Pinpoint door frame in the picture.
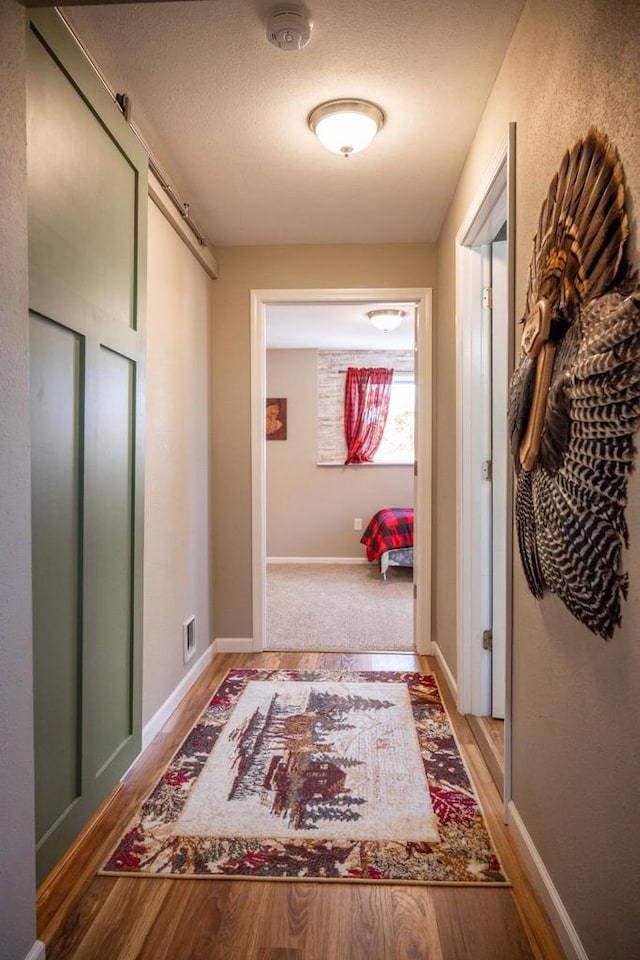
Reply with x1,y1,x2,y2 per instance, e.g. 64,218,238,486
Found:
250,287,432,654
455,125,515,799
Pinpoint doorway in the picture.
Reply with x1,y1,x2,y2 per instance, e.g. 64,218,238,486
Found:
250,288,432,655
455,126,515,802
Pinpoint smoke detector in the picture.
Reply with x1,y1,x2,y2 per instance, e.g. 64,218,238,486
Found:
267,9,312,51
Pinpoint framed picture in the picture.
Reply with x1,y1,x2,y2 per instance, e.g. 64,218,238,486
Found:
266,397,287,440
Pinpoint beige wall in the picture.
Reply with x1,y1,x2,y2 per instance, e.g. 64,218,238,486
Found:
211,243,435,638
142,201,213,725
266,349,413,558
435,1,640,956
0,2,39,956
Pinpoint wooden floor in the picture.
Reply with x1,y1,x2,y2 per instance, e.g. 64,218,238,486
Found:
466,715,505,798
37,652,567,960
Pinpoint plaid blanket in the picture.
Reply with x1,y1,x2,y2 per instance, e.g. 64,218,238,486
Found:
360,507,414,562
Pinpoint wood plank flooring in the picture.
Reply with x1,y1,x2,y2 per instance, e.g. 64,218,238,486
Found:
466,715,505,798
37,652,567,960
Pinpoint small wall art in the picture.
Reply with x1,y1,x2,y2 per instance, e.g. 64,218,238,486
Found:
266,397,287,440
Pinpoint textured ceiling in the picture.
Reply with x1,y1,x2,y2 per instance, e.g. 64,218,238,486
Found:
266,301,416,350
63,0,524,247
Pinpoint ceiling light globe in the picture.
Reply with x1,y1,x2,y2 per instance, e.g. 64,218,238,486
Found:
315,111,377,157
309,100,384,157
367,309,405,332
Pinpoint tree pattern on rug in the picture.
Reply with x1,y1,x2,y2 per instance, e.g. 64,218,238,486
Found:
102,670,509,885
227,689,385,829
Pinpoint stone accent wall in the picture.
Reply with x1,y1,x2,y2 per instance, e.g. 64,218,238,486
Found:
318,350,414,463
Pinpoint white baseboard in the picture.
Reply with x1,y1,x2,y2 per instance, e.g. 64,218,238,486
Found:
213,637,254,652
267,557,369,565
507,801,588,960
415,639,437,656
142,643,215,750
432,640,458,702
24,941,46,960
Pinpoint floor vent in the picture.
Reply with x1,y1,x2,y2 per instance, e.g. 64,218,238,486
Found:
183,615,196,664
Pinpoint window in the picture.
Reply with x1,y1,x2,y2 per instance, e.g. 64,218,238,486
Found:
317,351,415,464
374,376,415,463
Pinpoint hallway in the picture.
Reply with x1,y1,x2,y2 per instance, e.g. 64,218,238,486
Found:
36,652,566,960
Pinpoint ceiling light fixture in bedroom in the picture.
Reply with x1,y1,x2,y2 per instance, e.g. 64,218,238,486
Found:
308,99,385,157
367,309,406,332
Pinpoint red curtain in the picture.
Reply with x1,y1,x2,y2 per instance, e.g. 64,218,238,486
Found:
344,367,394,464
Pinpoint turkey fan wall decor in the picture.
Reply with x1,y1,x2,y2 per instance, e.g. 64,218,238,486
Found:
508,128,640,638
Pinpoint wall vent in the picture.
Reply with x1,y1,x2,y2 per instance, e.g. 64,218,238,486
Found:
183,615,196,664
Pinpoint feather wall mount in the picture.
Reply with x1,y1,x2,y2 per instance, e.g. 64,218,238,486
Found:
508,128,640,638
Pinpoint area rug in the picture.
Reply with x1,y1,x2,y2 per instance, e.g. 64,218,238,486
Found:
101,670,508,885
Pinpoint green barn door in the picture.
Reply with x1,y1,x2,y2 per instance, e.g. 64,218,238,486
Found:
27,10,147,884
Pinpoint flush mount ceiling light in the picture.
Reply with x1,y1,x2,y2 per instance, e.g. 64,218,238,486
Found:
308,99,385,157
367,309,406,332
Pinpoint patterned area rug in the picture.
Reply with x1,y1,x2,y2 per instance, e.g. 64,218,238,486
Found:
102,670,508,885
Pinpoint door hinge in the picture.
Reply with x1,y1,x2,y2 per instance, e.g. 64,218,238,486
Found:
482,629,493,650
482,459,492,481
413,583,417,601
414,460,418,478
482,286,493,310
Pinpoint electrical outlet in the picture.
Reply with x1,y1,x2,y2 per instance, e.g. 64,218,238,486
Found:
354,518,363,531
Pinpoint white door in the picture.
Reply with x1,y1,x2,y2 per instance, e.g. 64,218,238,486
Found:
491,238,508,719
477,235,508,720
455,124,514,803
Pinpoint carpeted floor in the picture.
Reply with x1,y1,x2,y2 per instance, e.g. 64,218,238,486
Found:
265,563,413,652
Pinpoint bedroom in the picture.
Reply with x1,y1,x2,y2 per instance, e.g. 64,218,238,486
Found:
264,297,419,652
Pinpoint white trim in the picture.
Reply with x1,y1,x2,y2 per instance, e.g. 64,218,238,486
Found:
455,126,515,813
432,641,458,702
214,638,254,653
24,941,46,960
251,290,268,654
267,556,369,565
456,237,483,715
503,123,516,808
507,801,589,960
414,289,433,656
490,238,508,720
251,287,433,657
456,131,509,716
316,461,413,467
148,171,218,279
141,643,214,750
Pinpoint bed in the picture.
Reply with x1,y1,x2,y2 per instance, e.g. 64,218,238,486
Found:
360,507,414,580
